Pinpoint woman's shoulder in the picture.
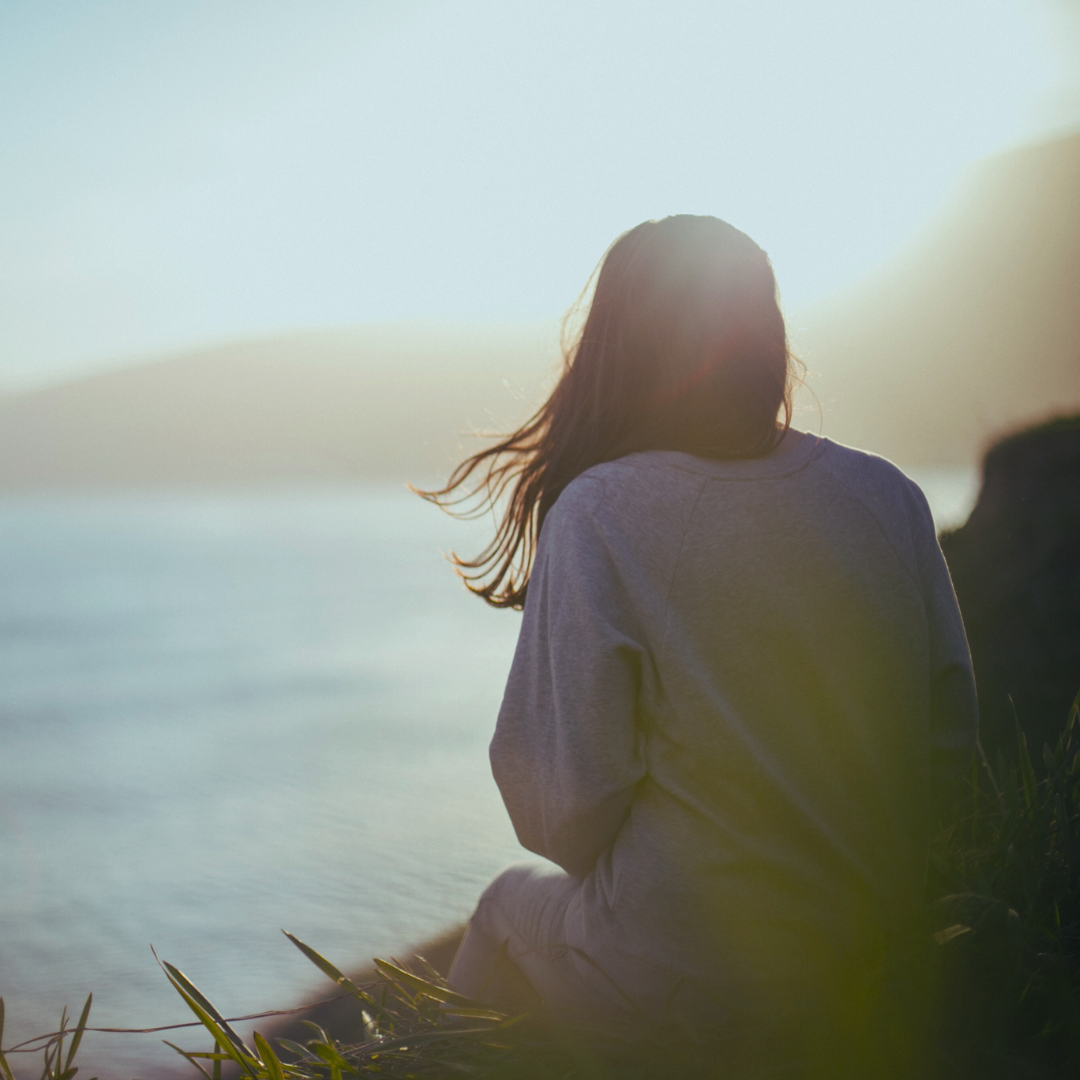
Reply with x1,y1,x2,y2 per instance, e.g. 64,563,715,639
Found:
811,439,942,590
812,438,932,522
556,454,705,519
544,456,706,559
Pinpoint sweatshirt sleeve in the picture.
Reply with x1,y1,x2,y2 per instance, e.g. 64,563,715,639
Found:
489,480,648,878
912,489,980,811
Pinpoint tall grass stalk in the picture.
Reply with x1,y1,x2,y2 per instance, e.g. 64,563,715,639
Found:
925,694,1080,1076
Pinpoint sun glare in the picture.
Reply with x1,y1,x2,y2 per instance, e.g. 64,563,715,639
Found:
0,0,1071,382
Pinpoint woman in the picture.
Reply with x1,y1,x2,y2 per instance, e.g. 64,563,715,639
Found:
423,216,977,1060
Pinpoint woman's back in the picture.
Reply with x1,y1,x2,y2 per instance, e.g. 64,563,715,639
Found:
490,434,977,1017
435,218,977,1059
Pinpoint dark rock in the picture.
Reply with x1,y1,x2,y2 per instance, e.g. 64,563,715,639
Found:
940,415,1080,766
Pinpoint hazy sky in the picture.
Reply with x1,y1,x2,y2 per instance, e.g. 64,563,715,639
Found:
1,0,1078,386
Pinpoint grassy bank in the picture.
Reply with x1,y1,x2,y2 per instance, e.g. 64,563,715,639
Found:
5,699,1079,1080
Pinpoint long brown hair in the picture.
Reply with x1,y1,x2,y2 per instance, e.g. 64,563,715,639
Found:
420,215,799,609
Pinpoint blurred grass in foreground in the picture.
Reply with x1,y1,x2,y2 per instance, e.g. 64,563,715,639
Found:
5,696,1079,1080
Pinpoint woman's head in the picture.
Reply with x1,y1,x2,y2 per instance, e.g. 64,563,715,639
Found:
421,215,799,608
562,214,791,462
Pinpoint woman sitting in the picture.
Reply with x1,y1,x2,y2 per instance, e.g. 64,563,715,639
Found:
425,215,978,1069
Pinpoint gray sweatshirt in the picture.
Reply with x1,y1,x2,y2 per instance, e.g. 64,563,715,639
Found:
489,434,978,1012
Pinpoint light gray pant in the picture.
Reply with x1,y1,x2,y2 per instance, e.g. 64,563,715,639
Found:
447,863,915,1074
447,862,635,1029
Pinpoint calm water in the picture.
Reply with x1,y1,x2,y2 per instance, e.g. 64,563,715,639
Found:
0,468,978,1077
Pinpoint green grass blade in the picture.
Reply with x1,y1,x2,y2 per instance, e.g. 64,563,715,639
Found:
163,1041,214,1080
299,1020,332,1044
282,932,368,999
161,962,253,1063
275,1039,311,1061
373,959,506,1016
0,998,14,1080
40,1035,58,1080
166,983,243,1072
1002,756,1021,828
1044,741,1060,784
310,1041,358,1075
63,994,92,1074
160,968,256,1077
254,1031,286,1080
1016,714,1037,808
435,1004,511,1020
53,1005,68,1080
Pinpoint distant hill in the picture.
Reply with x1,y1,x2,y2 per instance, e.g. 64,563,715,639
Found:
0,324,557,489
793,130,1080,463
1,131,1079,489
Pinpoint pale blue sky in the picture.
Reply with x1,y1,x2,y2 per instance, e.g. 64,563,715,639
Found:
1,0,1077,386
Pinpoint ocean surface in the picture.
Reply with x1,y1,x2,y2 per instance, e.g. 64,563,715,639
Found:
0,467,978,1078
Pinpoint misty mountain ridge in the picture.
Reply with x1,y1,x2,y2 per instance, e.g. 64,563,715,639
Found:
2,130,1079,488
0,323,558,489
791,128,1080,464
